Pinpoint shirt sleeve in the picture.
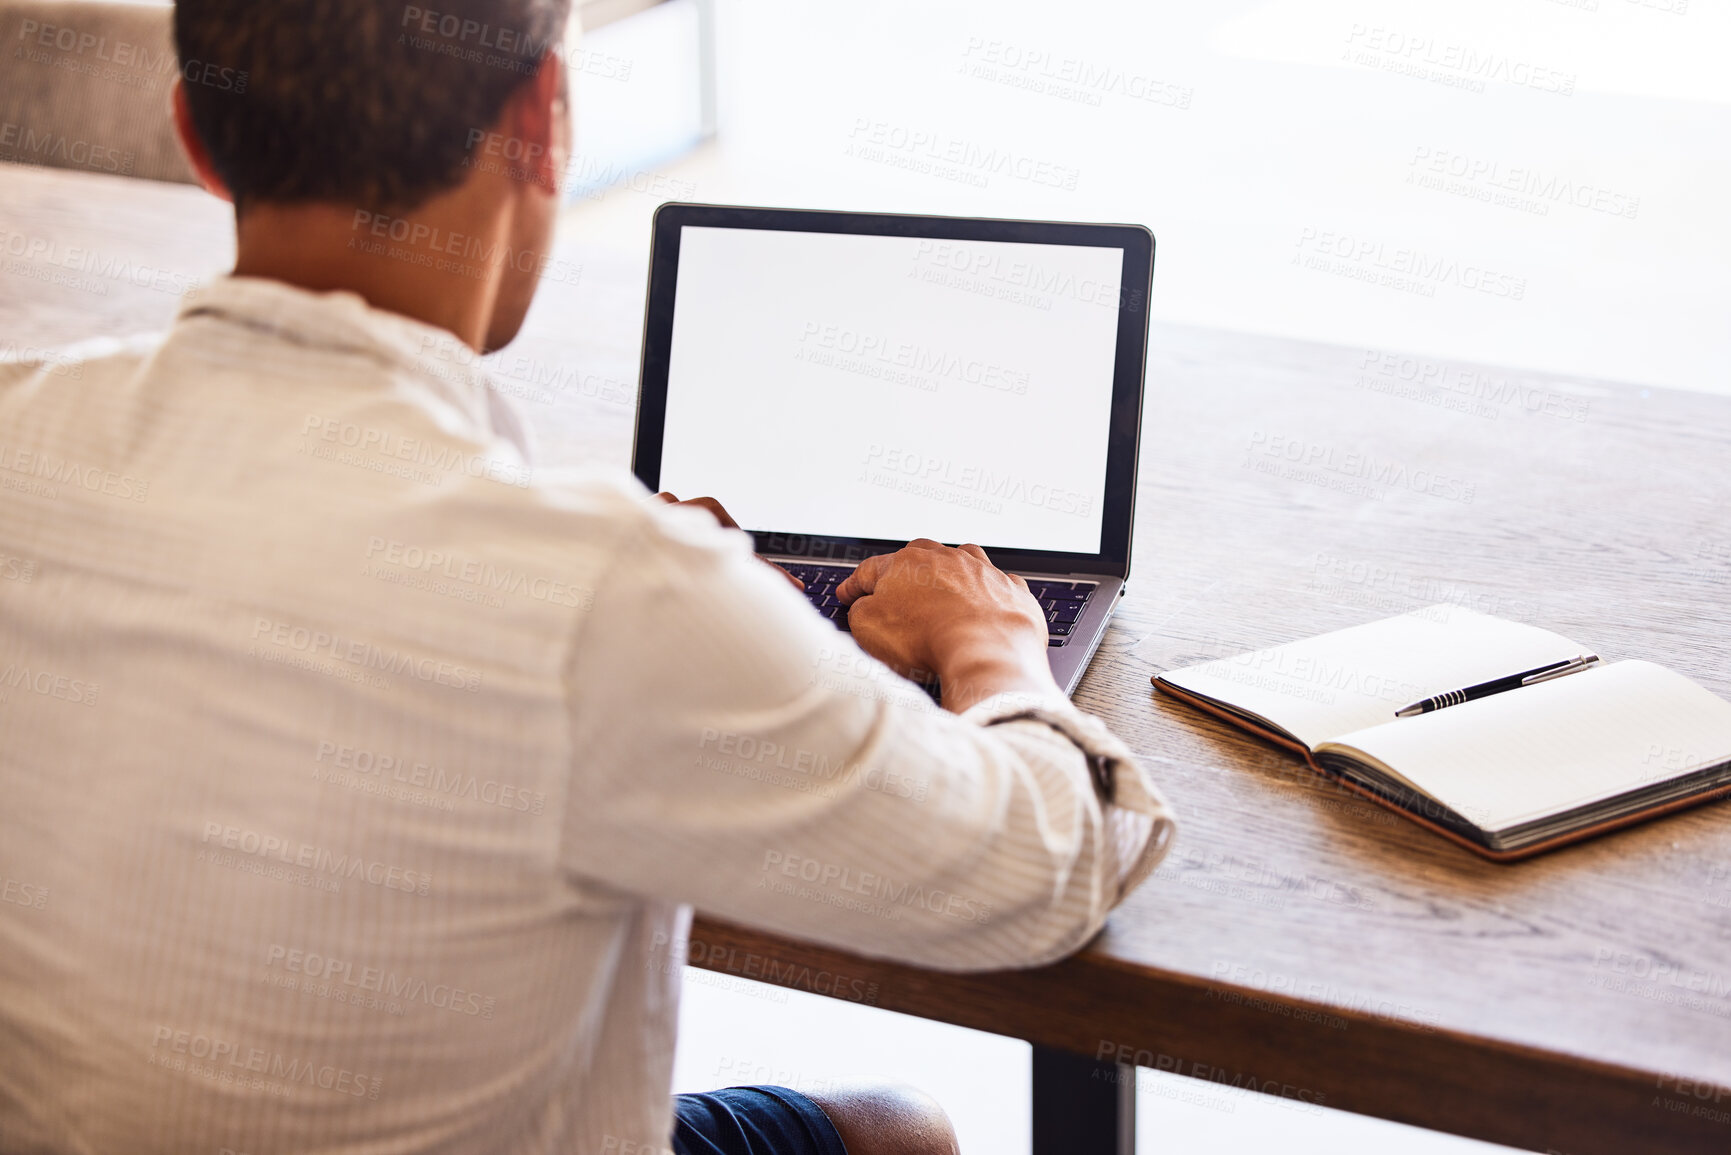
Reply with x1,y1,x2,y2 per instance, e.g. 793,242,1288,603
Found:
558,499,1177,972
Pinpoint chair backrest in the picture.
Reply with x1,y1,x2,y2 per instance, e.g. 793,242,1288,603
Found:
0,1,196,184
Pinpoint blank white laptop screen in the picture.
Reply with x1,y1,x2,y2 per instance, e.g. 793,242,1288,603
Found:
658,226,1124,555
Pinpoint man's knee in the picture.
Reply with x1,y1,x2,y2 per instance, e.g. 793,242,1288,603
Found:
803,1081,958,1155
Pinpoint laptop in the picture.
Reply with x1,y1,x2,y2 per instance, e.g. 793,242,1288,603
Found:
631,204,1155,697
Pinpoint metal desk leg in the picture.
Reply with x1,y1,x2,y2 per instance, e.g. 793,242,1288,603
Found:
1031,1044,1135,1155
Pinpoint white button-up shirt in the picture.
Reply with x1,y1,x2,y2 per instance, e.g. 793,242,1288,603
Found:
0,277,1174,1155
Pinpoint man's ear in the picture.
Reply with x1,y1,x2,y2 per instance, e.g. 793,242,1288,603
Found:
171,81,234,203
498,51,569,198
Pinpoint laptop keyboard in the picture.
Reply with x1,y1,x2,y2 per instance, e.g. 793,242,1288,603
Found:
777,563,1096,648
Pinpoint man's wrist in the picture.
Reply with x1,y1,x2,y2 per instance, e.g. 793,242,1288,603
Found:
936,644,1058,713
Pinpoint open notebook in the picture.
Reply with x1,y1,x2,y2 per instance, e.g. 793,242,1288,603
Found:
1153,607,1731,860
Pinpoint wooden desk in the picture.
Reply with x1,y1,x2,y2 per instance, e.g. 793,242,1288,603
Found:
6,162,1731,1155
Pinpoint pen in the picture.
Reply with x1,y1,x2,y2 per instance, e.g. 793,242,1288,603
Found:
1394,654,1600,718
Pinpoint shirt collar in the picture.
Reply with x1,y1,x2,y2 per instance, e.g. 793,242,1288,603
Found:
178,275,533,459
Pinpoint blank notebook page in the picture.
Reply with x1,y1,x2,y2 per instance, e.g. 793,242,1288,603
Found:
1328,660,1731,833
1160,606,1583,749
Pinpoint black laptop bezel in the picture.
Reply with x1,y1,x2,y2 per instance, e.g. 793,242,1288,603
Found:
631,202,1153,579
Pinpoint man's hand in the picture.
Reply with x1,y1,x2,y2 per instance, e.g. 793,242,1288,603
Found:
836,540,1057,713
654,492,804,591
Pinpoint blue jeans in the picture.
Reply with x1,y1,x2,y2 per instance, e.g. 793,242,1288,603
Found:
672,1085,849,1155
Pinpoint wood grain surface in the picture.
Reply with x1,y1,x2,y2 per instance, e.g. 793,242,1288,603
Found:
5,161,1729,1154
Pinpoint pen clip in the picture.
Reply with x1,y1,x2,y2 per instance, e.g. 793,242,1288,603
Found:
1521,654,1600,686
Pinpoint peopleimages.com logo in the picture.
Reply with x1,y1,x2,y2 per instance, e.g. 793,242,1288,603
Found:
250,616,484,693
149,1025,380,1099
199,822,434,896
862,444,1094,517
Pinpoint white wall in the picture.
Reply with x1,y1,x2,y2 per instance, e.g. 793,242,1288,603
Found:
678,0,1728,396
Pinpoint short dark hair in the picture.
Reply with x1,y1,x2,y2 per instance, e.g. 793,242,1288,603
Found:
174,0,571,212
